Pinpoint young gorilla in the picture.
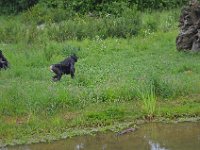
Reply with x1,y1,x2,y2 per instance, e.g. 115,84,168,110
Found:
50,54,78,81
0,50,9,70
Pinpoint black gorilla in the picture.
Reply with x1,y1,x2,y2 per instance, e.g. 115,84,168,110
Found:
50,54,78,81
0,50,9,70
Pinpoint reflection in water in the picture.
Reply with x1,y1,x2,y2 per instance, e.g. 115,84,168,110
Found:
148,140,168,150
76,143,84,150
3,122,200,150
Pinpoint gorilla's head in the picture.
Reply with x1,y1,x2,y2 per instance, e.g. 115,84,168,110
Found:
71,54,78,62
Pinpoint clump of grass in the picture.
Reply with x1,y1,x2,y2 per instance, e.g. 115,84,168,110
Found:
136,81,157,120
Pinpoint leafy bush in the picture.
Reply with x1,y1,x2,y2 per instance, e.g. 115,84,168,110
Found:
0,0,189,15
0,0,38,14
132,0,188,10
0,18,26,43
47,7,141,41
0,8,180,43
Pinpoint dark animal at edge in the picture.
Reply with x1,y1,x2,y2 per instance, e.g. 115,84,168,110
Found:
50,54,78,81
0,50,9,70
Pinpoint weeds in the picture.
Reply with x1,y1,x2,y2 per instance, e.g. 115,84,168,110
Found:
137,81,157,119
0,8,180,43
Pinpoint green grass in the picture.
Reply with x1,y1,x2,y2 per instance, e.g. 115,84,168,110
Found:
1,9,200,145
1,30,200,145
0,9,179,43
137,81,157,118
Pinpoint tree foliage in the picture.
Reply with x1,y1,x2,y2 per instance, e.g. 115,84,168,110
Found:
0,0,190,15
0,0,38,14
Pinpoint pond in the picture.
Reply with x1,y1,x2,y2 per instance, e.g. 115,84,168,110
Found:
4,122,200,150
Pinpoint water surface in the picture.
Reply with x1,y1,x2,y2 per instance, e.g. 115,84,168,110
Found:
4,122,200,150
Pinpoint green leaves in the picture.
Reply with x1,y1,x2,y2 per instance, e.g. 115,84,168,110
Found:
0,0,189,15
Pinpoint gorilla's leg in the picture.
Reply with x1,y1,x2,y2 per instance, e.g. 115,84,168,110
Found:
50,65,63,81
70,65,75,78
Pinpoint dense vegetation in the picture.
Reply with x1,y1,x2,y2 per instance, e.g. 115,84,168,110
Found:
0,0,191,41
1,0,200,146
0,0,189,15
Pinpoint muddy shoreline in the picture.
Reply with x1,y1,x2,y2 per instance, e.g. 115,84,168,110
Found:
1,117,200,148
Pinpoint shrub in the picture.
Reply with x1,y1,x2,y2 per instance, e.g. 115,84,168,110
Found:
0,0,189,15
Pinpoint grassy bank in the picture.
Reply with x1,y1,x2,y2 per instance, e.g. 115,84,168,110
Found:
1,9,200,146
1,30,200,146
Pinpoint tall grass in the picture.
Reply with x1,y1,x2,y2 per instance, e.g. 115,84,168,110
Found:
0,8,180,43
137,81,156,118
1,29,200,118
